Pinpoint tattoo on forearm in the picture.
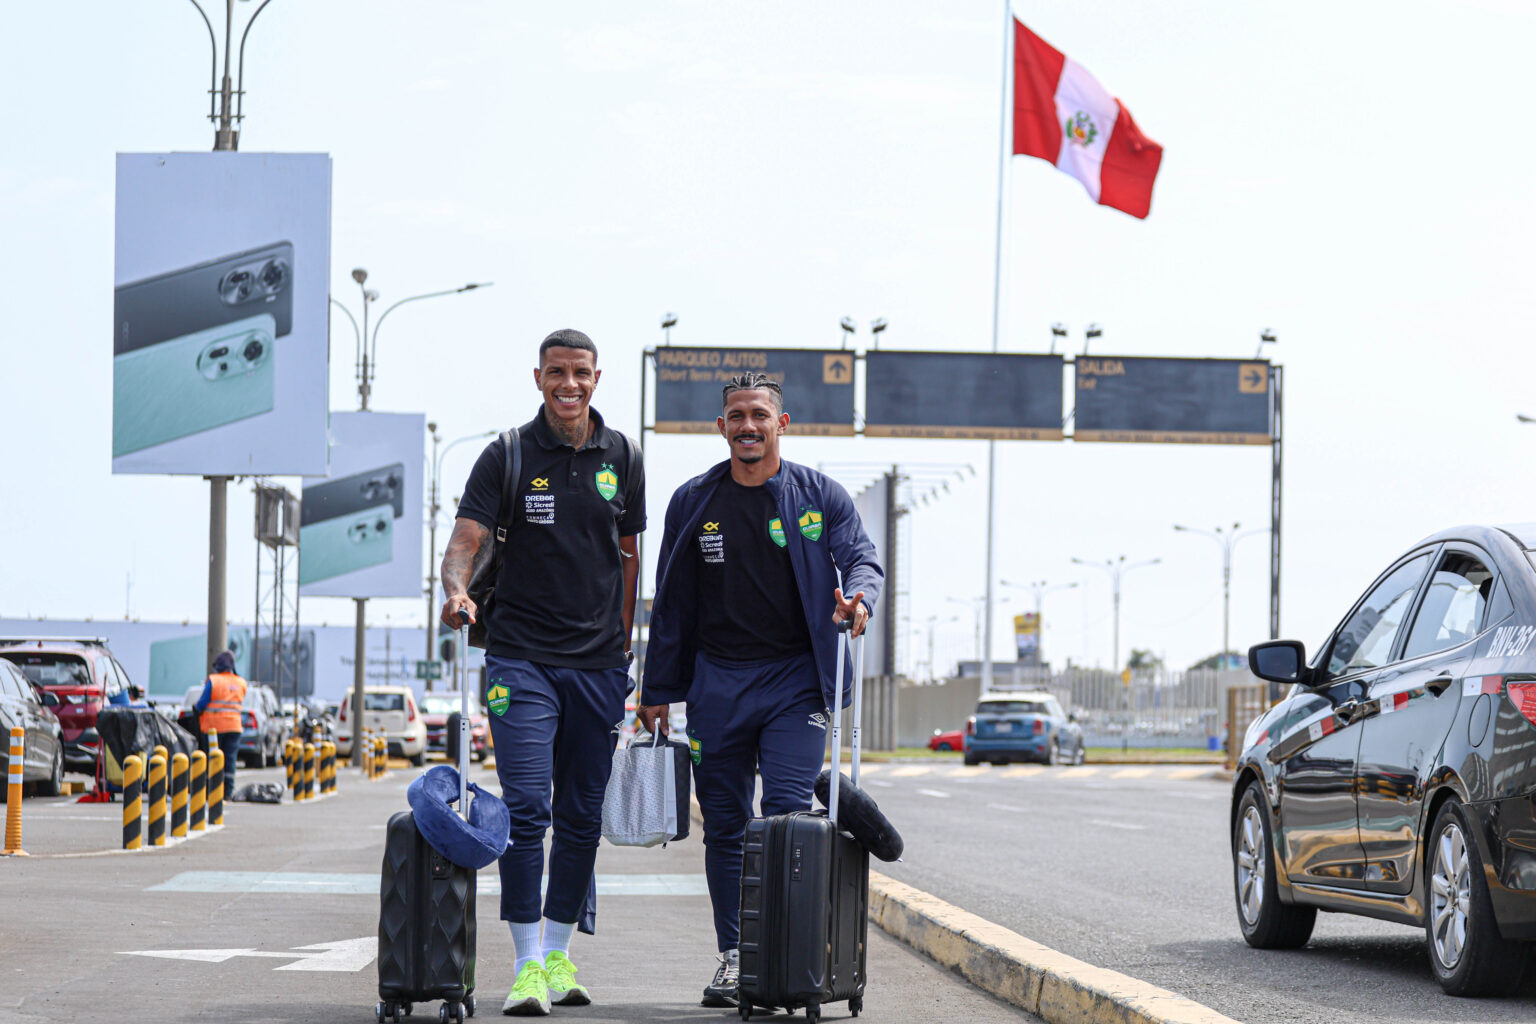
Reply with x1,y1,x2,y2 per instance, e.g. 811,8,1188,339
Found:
442,522,490,596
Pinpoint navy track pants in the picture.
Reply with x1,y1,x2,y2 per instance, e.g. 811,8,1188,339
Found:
485,655,629,925
687,650,827,951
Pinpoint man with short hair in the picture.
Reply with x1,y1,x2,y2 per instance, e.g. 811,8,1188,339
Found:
639,371,883,1007
440,328,644,1017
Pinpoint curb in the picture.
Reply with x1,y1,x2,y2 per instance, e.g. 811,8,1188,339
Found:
867,871,1239,1024
687,796,1238,1024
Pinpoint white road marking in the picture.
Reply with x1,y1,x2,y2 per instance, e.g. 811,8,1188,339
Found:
1089,819,1147,831
121,938,376,972
1110,767,1154,779
986,802,1030,813
916,788,951,799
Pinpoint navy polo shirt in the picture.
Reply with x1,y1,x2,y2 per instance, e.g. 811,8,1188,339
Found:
457,406,645,669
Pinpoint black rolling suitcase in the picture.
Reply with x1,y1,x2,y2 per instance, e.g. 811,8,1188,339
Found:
738,622,869,1023
376,617,478,1024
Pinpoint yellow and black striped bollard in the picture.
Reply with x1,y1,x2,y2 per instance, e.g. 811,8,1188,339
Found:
3,728,26,857
148,752,167,845
170,752,189,839
189,750,206,832
122,754,144,850
360,729,372,779
303,742,316,800
375,735,387,777
285,737,300,793
322,741,336,794
207,747,224,826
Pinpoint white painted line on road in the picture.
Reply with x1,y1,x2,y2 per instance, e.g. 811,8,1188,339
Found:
1166,768,1212,780
1111,767,1154,779
944,766,991,778
890,766,932,778
1089,819,1147,831
121,938,376,972
916,788,951,799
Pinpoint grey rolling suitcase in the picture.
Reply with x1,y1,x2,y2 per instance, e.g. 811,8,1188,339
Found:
737,622,870,1022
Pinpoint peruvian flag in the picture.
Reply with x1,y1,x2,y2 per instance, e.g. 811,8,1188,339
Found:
1013,17,1163,219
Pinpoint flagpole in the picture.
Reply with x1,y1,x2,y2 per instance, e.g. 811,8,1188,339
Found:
982,0,1013,694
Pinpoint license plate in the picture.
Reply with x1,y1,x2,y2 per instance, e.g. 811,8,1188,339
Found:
995,721,1013,733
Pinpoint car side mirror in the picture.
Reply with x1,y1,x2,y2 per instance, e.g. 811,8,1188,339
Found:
1068,712,1078,723
1249,640,1307,685
39,690,59,707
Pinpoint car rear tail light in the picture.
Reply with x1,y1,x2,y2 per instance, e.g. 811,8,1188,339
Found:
338,700,347,721
1508,681,1536,728
1033,718,1044,735
407,699,417,723
243,711,257,729
965,716,976,736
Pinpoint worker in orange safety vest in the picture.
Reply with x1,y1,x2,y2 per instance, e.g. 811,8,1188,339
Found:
194,650,247,795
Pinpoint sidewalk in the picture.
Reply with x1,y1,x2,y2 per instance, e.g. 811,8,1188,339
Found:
0,760,1033,1024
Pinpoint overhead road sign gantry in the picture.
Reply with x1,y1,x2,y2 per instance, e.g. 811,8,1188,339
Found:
864,351,1065,440
1073,357,1272,445
653,347,855,436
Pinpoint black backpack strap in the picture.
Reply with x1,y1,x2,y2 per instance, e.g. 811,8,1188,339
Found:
621,432,642,513
496,427,521,543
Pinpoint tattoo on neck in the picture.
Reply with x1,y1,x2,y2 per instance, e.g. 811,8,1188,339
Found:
548,413,589,449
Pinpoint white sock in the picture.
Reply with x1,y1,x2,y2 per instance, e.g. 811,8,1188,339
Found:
509,920,542,973
541,919,576,958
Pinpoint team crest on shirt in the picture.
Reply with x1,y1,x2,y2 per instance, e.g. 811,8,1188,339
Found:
1065,110,1098,147
797,507,823,542
768,517,787,548
595,463,618,501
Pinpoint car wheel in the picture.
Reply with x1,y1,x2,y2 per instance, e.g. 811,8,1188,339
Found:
1072,740,1087,766
1425,798,1529,995
1046,738,1061,766
935,742,952,752
962,751,979,766
39,745,63,797
410,750,426,768
1233,780,1315,948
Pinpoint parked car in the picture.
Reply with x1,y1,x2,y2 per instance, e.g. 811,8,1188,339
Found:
0,636,133,774
0,658,64,795
963,692,1085,766
928,728,964,752
335,685,427,766
419,693,489,762
1233,524,1536,996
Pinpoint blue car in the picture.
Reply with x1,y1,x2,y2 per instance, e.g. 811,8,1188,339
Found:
963,693,1086,766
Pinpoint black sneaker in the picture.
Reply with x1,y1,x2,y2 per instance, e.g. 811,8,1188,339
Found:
701,951,739,1007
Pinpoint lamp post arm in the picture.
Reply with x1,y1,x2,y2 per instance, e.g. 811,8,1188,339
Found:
234,0,278,125
185,0,218,123
432,431,498,525
329,296,361,363
370,285,492,365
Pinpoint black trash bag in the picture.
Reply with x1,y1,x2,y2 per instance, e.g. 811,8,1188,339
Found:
97,706,196,766
814,770,904,862
229,782,286,803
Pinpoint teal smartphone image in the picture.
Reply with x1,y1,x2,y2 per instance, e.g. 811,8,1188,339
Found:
298,503,395,585
147,628,251,699
112,312,277,457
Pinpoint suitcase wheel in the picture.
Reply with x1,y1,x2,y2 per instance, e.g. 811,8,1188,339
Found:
850,994,862,1017
438,1001,465,1024
376,1002,405,1024
738,1002,752,1020
805,1002,820,1024
464,995,475,1017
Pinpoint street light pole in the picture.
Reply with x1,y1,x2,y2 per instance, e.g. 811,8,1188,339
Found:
1174,523,1269,668
349,270,491,411
1070,555,1161,671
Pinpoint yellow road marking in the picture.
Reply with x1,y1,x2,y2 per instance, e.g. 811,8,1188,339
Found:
1111,767,1154,779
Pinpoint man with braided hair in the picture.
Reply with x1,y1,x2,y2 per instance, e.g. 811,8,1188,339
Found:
639,371,883,1007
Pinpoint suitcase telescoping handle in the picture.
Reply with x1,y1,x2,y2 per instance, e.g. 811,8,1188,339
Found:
827,619,863,829
457,609,471,818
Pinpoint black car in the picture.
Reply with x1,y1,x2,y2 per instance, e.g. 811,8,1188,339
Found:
1232,524,1536,995
0,659,64,795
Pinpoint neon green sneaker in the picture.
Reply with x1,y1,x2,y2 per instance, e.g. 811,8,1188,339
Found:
543,950,591,1007
501,960,550,1016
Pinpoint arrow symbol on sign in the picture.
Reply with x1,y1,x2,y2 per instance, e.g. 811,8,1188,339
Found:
828,360,848,379
1244,369,1263,389
120,937,376,973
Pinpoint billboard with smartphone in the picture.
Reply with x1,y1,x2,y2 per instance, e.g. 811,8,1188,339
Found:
112,153,332,475
299,412,424,599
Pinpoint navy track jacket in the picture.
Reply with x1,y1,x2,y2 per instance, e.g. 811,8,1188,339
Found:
642,459,884,711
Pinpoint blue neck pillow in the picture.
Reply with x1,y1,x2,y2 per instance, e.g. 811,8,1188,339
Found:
407,765,510,870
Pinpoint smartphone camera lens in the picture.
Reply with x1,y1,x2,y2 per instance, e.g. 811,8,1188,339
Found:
220,269,253,304
208,346,229,360
243,339,265,363
376,519,388,533
218,362,230,373
260,259,289,293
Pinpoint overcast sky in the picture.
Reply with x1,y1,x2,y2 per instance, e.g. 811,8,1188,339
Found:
3,1,1535,678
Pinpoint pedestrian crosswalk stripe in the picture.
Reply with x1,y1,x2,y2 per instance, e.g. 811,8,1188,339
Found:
890,766,932,777
1055,766,1100,778
1166,767,1211,780
1110,768,1154,779
944,766,992,778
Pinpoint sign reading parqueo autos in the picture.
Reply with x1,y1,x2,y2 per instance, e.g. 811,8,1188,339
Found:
653,347,855,435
